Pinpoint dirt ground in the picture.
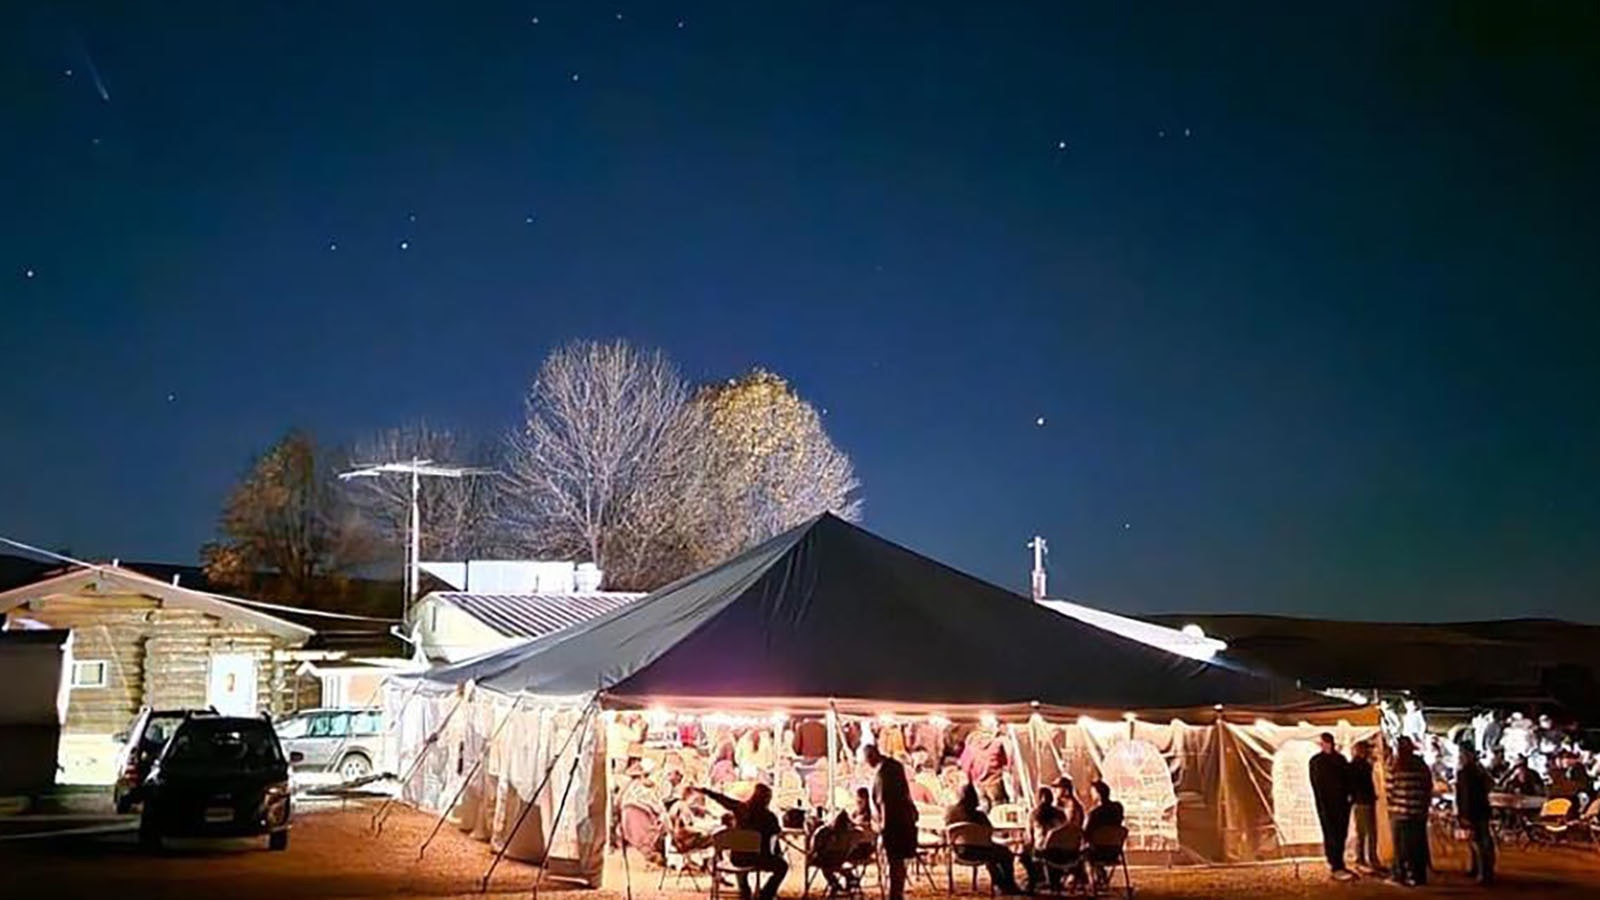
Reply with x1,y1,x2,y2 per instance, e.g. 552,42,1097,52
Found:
3,802,1599,900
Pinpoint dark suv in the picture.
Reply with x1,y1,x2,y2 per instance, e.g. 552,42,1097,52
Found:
137,716,298,851
114,707,217,814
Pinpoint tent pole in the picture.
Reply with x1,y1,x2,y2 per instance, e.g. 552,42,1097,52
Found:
418,693,526,860
372,684,470,835
531,710,596,900
825,702,840,811
478,694,601,893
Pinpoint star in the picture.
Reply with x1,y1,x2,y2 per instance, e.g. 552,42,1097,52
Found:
328,241,338,251
64,69,74,78
571,73,581,82
166,393,176,403
677,20,685,28
1035,416,1046,427
1122,522,1132,530
1183,128,1192,137
407,212,416,222
1056,140,1067,150
24,268,36,279
615,12,624,20
398,240,410,251
530,16,540,24
1158,130,1167,138
524,215,536,224
90,137,101,145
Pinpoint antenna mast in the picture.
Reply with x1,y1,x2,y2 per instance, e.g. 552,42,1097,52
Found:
1029,536,1048,602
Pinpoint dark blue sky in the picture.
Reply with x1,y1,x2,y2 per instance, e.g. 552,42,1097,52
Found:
5,2,1598,620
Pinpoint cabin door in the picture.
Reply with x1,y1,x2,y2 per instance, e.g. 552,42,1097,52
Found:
208,653,257,717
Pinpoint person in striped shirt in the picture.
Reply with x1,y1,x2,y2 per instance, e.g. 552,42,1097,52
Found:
1386,736,1434,886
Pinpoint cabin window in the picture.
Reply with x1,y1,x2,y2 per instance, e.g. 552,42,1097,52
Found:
71,660,109,688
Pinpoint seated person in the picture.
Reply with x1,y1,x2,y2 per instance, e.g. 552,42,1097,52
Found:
850,787,876,834
1084,780,1125,834
1500,757,1545,796
1019,787,1070,892
944,783,1024,895
809,811,869,894
1081,781,1126,891
702,783,789,900
668,788,720,854
1054,776,1086,831
910,759,942,806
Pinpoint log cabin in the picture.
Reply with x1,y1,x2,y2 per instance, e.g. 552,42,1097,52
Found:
0,564,315,783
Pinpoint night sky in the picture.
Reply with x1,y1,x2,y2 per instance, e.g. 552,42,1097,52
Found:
4,3,1598,621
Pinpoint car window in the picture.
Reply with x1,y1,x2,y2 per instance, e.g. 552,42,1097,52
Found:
276,716,310,739
166,721,283,766
352,711,381,736
142,715,187,751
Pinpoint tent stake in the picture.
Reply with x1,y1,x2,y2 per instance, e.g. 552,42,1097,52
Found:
418,693,526,860
373,685,470,835
478,694,600,893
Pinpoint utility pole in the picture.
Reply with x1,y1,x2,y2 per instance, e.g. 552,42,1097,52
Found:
1028,536,1048,602
338,458,496,625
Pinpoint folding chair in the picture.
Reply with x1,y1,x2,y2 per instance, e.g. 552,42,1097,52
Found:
946,822,998,896
1084,825,1131,899
809,829,880,900
661,830,712,890
1035,825,1084,895
710,828,765,900
1532,798,1574,846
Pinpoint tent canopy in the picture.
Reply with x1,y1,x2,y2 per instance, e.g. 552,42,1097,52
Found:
424,515,1349,718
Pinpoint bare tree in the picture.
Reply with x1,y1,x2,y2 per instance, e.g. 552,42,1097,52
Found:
686,369,861,567
499,340,694,587
339,422,502,561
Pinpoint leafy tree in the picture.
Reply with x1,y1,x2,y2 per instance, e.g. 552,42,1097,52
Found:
684,369,861,568
204,430,370,601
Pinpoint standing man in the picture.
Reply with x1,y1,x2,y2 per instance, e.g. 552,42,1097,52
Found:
1347,740,1381,873
1386,736,1434,887
865,744,918,900
1309,732,1354,881
1455,746,1496,885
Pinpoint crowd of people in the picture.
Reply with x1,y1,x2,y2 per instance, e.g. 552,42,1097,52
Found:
607,713,1130,900
1308,708,1598,890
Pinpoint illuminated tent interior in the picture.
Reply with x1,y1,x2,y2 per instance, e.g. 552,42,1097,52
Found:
383,514,1378,886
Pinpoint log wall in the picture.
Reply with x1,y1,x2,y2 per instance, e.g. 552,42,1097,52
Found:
17,591,299,735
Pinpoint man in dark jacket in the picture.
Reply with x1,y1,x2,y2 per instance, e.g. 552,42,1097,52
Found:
1309,732,1354,880
702,783,788,900
1455,746,1496,884
1347,740,1381,872
1386,737,1434,886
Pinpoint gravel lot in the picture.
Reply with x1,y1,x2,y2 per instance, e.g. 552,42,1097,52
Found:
4,802,1599,899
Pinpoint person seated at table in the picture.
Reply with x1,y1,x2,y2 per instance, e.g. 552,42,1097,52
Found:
702,782,789,900
1084,780,1124,834
944,783,1025,894
809,810,869,894
668,787,721,853
1500,756,1544,796
910,758,941,805
1019,787,1070,893
850,787,876,834
1053,777,1086,831
710,739,739,788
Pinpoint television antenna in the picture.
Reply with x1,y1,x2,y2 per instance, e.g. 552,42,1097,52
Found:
338,458,496,622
